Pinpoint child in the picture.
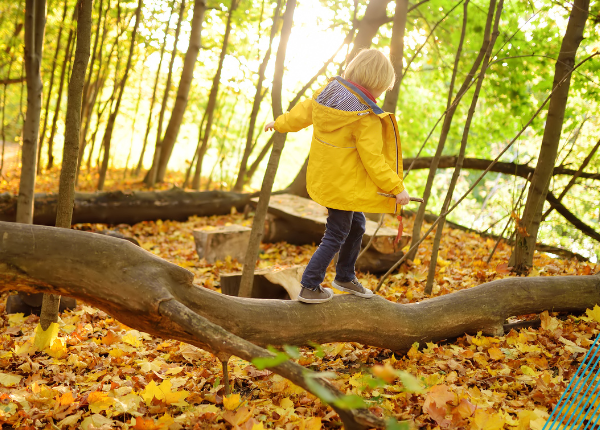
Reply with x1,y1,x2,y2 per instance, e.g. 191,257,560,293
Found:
264,49,410,304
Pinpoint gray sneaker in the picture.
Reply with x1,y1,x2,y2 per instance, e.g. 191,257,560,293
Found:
332,278,374,298
298,286,334,304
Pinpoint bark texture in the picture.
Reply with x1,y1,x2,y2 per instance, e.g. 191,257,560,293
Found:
146,0,186,187
192,0,237,190
97,0,142,190
381,0,408,113
426,0,502,295
0,223,384,430
238,0,296,298
39,0,93,331
407,0,496,260
347,0,391,62
17,0,46,224
1,221,599,353
232,0,281,193
154,0,206,183
0,189,253,225
510,0,590,272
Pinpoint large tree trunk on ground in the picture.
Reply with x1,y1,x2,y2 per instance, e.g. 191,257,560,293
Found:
97,0,142,191
1,221,599,353
238,0,296,298
510,0,590,273
0,189,253,225
39,0,93,332
154,0,206,183
0,221,385,430
16,0,47,224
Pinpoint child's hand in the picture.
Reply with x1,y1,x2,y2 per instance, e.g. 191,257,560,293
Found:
264,121,276,132
395,190,410,205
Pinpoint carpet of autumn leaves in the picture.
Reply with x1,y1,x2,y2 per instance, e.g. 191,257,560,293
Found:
1,168,600,430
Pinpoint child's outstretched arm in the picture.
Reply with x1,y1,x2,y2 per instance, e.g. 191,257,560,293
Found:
264,98,313,133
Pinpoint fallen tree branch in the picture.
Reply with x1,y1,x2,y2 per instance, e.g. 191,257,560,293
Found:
402,156,600,181
0,221,383,429
0,188,254,225
0,77,26,85
1,221,598,353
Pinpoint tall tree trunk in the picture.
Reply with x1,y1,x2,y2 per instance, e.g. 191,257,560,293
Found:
347,0,391,62
191,90,226,189
46,18,76,171
232,0,281,192
145,0,186,186
135,0,175,177
37,0,69,174
96,0,142,191
191,0,238,190
407,0,490,261
124,58,146,177
76,0,105,177
425,0,502,295
39,0,92,332
153,0,207,183
510,0,590,273
238,0,296,298
16,0,46,224
381,0,407,113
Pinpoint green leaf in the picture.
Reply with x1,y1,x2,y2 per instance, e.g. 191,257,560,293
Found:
396,370,425,393
367,376,387,389
386,417,410,430
308,341,325,358
252,352,289,370
283,344,300,359
333,394,367,409
304,375,337,404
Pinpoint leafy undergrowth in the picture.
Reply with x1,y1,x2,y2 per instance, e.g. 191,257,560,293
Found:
1,204,600,429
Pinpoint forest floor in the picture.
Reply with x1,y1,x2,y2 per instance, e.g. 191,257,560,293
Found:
1,168,599,430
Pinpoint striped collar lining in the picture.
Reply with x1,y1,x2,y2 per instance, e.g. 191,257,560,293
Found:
334,76,385,115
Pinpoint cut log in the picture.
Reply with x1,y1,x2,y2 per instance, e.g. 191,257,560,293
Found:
193,225,251,264
252,194,410,273
5,294,76,315
0,188,252,225
220,265,303,300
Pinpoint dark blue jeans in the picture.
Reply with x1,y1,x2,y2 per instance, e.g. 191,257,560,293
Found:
301,208,366,290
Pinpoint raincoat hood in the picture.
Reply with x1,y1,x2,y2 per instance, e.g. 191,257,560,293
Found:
274,76,405,214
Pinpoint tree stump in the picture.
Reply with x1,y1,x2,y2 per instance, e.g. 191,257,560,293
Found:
5,293,76,315
193,225,251,264
220,265,304,300
252,194,410,273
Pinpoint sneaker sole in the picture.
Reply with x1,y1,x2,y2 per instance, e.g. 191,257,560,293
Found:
332,281,374,298
297,288,334,304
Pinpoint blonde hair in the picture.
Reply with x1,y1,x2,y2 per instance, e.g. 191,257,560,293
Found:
343,49,395,94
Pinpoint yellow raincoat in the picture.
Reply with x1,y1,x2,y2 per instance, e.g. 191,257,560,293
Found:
274,76,404,214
